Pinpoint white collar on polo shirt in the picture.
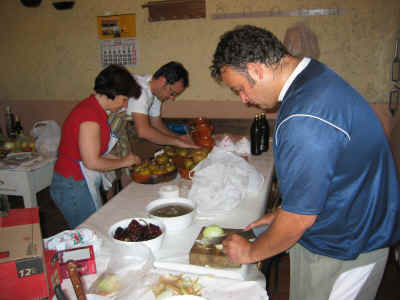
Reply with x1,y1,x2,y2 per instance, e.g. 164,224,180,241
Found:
278,57,311,102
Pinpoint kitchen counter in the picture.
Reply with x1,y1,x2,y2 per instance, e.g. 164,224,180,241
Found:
58,148,274,300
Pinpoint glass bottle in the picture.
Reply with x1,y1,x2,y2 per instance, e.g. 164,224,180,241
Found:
5,106,16,139
14,115,24,136
250,114,261,155
392,39,400,83
259,112,270,152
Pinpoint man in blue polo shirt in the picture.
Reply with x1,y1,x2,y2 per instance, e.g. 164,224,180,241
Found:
211,25,400,300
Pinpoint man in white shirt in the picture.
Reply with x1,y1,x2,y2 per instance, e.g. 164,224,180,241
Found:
126,61,198,150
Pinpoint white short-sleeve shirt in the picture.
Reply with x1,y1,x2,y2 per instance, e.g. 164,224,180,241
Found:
126,74,162,117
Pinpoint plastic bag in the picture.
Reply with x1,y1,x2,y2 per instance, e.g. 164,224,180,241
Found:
30,120,61,157
43,228,102,255
88,243,156,300
189,146,264,217
283,22,320,59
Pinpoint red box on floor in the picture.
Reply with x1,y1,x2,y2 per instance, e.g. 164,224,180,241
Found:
0,208,61,300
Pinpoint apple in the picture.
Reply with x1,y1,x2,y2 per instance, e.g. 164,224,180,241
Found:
165,163,176,172
156,154,169,165
183,158,195,170
164,146,176,156
176,148,189,157
3,141,15,152
149,162,159,171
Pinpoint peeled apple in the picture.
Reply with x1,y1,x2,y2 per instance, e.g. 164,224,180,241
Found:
3,141,15,151
203,224,225,238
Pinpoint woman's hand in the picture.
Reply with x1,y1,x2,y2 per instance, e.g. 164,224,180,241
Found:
121,153,141,168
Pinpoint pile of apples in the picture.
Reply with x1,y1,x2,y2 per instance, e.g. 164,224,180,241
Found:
167,146,210,171
131,146,211,182
132,153,176,178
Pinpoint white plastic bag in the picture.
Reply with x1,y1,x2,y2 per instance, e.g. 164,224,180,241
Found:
30,120,61,157
189,146,264,217
43,228,102,255
88,243,156,300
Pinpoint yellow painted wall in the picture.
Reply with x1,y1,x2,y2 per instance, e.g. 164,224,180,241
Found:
0,0,399,103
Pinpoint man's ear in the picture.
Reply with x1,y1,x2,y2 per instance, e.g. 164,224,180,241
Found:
159,76,167,86
246,62,264,82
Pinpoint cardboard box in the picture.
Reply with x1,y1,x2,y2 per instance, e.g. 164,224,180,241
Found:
0,208,57,300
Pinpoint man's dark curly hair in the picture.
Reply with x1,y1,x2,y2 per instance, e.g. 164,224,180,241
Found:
153,61,189,88
210,25,289,83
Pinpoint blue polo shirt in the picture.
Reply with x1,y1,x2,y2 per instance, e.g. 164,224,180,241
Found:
274,59,400,260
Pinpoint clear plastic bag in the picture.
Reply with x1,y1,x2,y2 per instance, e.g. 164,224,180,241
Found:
88,243,157,300
30,120,61,157
189,146,264,217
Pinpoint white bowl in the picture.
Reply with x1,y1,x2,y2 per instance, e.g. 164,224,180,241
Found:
108,218,165,254
165,296,207,300
146,197,195,233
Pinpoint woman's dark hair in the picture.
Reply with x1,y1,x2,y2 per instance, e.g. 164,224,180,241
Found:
153,61,189,88
210,25,289,82
94,65,141,99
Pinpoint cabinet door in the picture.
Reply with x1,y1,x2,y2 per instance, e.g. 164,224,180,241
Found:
0,172,18,193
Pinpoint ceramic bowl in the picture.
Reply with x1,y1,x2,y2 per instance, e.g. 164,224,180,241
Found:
108,218,165,254
146,197,195,233
165,296,207,300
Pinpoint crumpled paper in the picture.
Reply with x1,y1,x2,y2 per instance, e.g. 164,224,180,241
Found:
189,146,264,217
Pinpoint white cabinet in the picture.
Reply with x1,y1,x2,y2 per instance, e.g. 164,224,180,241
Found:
0,157,55,208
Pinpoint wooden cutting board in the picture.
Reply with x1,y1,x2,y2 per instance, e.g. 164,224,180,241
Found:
189,227,254,268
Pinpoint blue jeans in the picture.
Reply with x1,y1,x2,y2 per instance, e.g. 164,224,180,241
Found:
50,172,97,229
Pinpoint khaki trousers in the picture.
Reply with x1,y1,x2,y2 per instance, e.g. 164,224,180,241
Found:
289,243,388,300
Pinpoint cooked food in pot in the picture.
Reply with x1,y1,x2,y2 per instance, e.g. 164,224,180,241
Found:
150,204,193,217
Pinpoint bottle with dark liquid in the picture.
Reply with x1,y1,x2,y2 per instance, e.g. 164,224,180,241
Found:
259,112,270,152
5,106,16,139
250,114,261,155
392,39,400,83
14,115,24,136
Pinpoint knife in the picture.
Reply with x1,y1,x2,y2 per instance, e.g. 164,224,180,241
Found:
67,260,87,300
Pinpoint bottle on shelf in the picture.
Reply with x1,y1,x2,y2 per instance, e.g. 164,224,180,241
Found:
250,114,262,155
4,106,16,139
392,39,400,83
259,112,270,152
0,126,5,148
14,115,24,136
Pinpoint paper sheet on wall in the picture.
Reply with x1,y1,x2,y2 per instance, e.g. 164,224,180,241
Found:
100,38,137,66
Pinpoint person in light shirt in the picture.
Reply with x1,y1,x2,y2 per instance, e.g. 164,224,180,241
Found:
126,61,198,150
210,25,400,300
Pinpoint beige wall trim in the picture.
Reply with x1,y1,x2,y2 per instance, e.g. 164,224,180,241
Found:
0,100,394,139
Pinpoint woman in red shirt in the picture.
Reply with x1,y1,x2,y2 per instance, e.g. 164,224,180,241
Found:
50,65,142,228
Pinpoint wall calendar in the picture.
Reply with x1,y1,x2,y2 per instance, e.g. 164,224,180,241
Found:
97,13,137,66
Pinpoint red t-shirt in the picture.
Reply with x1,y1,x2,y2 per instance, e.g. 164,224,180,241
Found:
54,95,110,180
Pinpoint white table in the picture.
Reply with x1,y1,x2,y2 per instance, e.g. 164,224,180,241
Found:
59,149,275,300
0,154,56,208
